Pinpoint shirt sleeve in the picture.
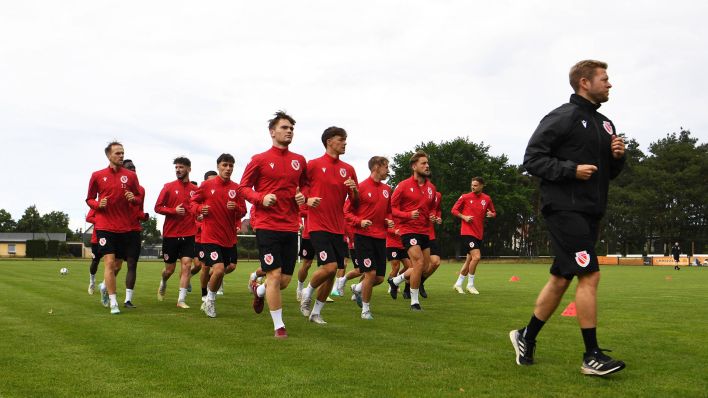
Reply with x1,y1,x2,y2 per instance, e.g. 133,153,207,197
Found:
86,173,100,210
451,195,464,217
238,157,265,205
523,108,578,182
154,185,176,215
390,184,408,219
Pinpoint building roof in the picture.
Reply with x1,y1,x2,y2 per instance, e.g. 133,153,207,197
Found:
0,232,67,242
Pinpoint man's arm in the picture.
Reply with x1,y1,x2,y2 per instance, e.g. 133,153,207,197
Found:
523,109,578,181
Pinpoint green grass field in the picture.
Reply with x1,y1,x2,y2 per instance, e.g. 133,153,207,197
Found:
1,259,706,398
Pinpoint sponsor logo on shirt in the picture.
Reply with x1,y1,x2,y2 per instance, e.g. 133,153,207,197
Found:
210,251,219,261
269,162,275,169
319,251,328,261
363,258,372,268
340,168,347,178
264,253,274,265
321,167,327,173
210,189,216,195
603,121,614,135
120,176,128,184
291,159,300,170
228,190,236,199
575,250,590,267
582,120,588,128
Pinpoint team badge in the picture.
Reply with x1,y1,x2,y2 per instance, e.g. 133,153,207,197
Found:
302,249,308,257
339,168,347,178
210,251,219,261
120,176,128,184
427,187,432,195
391,251,397,258
575,250,590,267
99,238,106,247
164,254,170,261
363,258,372,268
603,121,614,135
189,190,195,197
469,241,475,249
210,189,216,195
410,238,418,246
199,251,205,259
481,200,486,207
383,190,389,198
291,159,300,170
264,253,274,265
321,167,327,173
228,189,236,199
269,162,275,169
319,251,328,261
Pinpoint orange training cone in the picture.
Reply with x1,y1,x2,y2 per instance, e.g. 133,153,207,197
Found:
561,302,577,317
509,276,520,282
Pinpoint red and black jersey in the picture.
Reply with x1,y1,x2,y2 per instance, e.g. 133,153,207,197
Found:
86,166,143,233
451,192,496,240
303,154,358,234
428,191,442,239
238,146,308,233
86,209,97,244
390,176,437,236
190,177,246,247
385,226,403,249
155,179,199,238
131,185,148,232
344,177,392,240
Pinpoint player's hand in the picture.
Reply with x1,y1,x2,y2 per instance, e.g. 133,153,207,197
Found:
263,193,277,207
486,210,494,218
463,215,472,223
227,201,236,210
411,209,420,219
436,216,442,224
98,196,108,209
385,218,394,228
575,164,598,180
361,219,373,228
201,205,210,216
124,190,135,202
294,187,306,206
307,197,321,208
344,178,357,192
394,228,401,236
236,227,241,233
611,136,625,159
175,203,186,215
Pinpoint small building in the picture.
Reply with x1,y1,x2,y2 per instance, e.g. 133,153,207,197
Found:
0,232,67,257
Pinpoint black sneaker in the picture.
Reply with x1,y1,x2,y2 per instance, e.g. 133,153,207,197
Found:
419,282,427,299
581,348,625,376
124,301,137,309
410,303,422,311
402,283,411,299
387,278,398,299
509,329,535,365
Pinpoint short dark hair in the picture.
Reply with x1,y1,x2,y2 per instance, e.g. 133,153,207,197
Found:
268,111,296,130
321,126,347,147
104,141,122,156
173,157,191,167
569,60,608,92
409,150,428,167
471,176,485,185
216,153,235,165
368,156,389,171
123,159,135,170
204,170,217,180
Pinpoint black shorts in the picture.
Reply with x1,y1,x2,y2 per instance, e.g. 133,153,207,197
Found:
355,235,387,276
401,233,430,251
162,236,196,263
126,231,141,260
90,243,104,261
429,239,441,257
96,230,132,260
310,231,347,269
545,211,600,280
386,247,408,261
461,236,483,254
299,238,315,260
195,243,204,262
349,249,357,266
201,244,237,267
257,230,298,275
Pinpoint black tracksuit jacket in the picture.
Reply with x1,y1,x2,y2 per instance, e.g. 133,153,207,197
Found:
523,94,625,217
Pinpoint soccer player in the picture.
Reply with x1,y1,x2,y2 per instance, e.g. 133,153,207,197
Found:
190,154,246,318
196,170,217,305
345,156,393,319
86,141,143,314
510,60,626,376
671,242,681,271
299,126,359,324
122,159,148,308
387,150,437,310
238,111,308,338
451,177,496,294
385,226,410,297
295,205,315,302
155,157,198,308
85,209,101,295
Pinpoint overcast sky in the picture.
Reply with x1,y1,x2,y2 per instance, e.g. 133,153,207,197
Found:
1,1,706,233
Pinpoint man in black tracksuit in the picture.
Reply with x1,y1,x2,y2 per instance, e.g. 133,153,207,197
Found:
510,60,627,376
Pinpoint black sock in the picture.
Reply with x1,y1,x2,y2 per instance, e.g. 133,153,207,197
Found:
581,327,599,353
421,276,427,283
523,314,546,341
201,287,207,297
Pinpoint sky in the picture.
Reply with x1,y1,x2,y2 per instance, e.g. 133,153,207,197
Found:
1,1,706,233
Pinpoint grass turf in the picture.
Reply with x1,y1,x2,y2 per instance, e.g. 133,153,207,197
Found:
0,259,706,397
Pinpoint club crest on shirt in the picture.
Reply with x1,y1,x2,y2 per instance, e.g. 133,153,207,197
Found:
410,238,418,246
391,251,397,258
382,190,389,198
189,190,195,197
603,121,614,135
339,168,347,178
319,251,328,261
363,258,372,268
269,162,275,169
99,238,106,247
427,187,432,195
291,159,300,170
120,176,128,184
264,253,274,265
228,190,236,199
210,251,219,261
481,200,486,207
575,250,590,267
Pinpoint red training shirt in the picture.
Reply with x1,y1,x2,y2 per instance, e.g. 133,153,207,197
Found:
303,154,358,235
344,177,392,240
86,166,143,233
155,179,199,238
451,192,496,240
390,175,437,236
190,177,246,247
